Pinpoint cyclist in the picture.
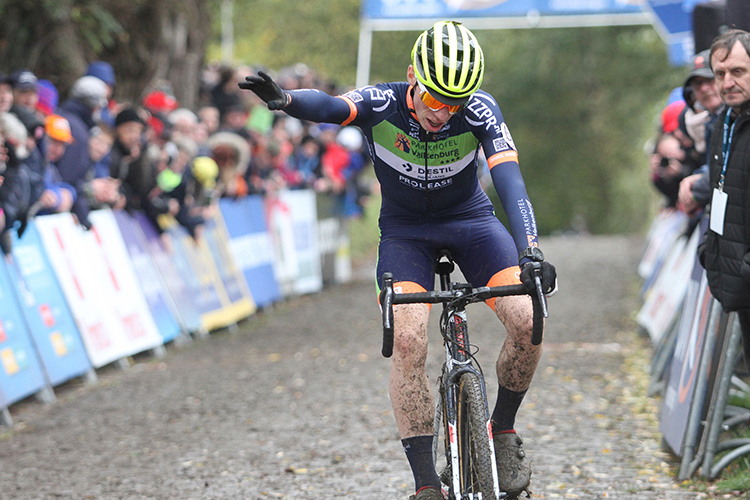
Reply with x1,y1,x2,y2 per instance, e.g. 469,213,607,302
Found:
240,20,556,500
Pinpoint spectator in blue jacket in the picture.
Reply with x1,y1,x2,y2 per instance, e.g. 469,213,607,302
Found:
56,75,108,228
85,61,117,127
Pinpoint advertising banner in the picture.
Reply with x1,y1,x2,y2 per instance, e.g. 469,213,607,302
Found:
361,0,644,21
317,217,352,286
87,210,164,353
135,213,202,334
636,225,700,344
643,0,693,65
0,257,47,408
219,196,281,309
112,211,182,344
265,193,299,296
280,189,323,295
638,209,688,291
201,214,256,323
8,222,91,386
35,213,147,367
660,267,714,456
165,224,231,331
316,195,352,286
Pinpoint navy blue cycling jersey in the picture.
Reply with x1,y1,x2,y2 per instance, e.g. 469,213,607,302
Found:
284,82,538,257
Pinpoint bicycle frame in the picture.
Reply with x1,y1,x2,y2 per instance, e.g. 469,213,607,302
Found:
434,254,502,500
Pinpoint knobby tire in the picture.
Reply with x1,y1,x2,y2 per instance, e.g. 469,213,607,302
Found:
457,371,496,499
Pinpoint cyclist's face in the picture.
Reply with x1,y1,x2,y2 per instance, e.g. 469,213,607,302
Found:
407,66,452,133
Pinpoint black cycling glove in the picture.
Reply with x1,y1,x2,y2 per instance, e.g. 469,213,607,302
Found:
238,71,290,110
518,247,557,294
520,261,557,294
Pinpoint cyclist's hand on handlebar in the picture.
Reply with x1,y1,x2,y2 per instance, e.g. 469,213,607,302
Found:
520,260,557,295
238,71,290,110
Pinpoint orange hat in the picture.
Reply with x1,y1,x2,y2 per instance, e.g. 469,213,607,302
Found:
45,114,74,144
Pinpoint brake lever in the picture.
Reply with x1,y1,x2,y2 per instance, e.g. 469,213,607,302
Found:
533,274,549,318
381,273,395,358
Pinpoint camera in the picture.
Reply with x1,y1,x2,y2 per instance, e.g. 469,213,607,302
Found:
659,157,671,168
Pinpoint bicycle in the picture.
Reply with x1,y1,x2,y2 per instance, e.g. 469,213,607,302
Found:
379,250,548,500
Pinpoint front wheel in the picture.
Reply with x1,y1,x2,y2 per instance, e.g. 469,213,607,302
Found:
457,372,498,499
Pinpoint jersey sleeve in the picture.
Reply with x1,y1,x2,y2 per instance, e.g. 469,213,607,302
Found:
284,89,358,125
465,92,539,255
284,84,398,128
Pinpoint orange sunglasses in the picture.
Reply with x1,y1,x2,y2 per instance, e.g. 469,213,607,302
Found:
416,80,464,114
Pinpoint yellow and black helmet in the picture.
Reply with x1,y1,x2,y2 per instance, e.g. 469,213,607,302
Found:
411,20,484,106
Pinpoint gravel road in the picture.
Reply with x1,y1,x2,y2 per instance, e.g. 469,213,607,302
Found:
0,234,717,500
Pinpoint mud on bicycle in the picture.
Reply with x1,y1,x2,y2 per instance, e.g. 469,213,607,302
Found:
380,250,549,500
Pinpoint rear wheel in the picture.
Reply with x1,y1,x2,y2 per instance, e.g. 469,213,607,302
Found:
457,372,496,498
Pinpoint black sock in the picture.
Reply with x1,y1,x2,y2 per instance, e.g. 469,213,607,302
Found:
490,385,527,434
402,435,441,492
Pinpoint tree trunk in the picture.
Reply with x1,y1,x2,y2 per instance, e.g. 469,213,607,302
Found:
102,0,211,110
0,0,211,111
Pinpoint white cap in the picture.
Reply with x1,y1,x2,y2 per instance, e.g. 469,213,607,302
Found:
70,76,108,110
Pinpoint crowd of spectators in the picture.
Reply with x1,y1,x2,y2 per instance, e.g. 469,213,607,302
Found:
0,61,373,254
649,49,722,227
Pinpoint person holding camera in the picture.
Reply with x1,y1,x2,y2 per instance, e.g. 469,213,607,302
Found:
650,99,703,208
650,130,690,208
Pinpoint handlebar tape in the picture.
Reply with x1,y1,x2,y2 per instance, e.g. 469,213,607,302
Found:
381,273,394,358
531,294,544,346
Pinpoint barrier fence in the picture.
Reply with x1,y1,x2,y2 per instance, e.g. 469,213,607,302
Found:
637,209,750,480
0,189,352,426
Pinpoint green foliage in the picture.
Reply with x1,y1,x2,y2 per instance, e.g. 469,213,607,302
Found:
209,0,361,86
686,424,750,496
70,2,124,53
211,5,686,236
479,26,682,234
0,0,125,79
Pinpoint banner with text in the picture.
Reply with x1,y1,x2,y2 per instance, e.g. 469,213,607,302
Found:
0,257,48,407
219,196,281,309
361,0,644,21
135,213,203,334
112,211,182,343
8,222,91,386
35,213,157,367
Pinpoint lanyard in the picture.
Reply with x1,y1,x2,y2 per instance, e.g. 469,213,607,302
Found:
719,110,737,191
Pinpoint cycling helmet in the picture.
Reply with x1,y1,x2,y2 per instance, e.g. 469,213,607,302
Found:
411,20,484,106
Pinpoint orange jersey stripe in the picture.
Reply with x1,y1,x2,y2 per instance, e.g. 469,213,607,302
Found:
484,266,521,310
376,280,432,311
338,96,358,126
393,281,427,294
487,150,519,170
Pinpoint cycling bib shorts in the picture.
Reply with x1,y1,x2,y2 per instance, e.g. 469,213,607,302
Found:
376,209,521,301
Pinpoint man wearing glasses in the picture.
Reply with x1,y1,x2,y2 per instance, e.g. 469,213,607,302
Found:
240,20,556,500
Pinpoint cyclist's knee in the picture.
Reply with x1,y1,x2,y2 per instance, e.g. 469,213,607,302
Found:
392,304,430,359
495,295,534,339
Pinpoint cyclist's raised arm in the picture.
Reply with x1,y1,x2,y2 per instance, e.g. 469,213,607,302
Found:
285,89,358,125
286,85,400,128
466,91,538,254
240,71,396,127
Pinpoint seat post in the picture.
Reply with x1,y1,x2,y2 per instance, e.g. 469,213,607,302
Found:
435,249,454,291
